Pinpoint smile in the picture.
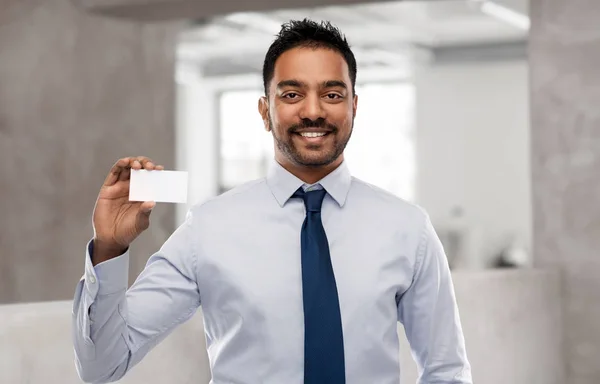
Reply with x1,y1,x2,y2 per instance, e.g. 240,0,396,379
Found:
299,132,328,138
294,131,332,143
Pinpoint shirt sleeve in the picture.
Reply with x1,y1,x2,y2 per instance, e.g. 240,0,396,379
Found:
71,210,201,384
397,214,473,384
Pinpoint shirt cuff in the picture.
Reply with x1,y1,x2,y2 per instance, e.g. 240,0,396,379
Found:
84,239,130,296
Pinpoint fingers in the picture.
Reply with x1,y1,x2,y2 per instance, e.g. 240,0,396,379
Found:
104,157,164,184
103,158,130,186
131,157,164,171
118,165,131,182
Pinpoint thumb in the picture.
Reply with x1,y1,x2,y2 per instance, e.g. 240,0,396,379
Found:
140,201,156,214
136,201,155,230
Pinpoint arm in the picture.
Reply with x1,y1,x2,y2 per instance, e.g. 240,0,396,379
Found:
72,211,200,384
397,214,472,384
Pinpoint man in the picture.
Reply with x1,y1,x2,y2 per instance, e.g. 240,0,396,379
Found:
72,19,472,384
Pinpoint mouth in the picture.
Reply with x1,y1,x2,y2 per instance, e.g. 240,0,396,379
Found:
293,131,332,144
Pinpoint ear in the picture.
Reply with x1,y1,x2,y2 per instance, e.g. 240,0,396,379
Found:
352,93,358,118
258,96,270,132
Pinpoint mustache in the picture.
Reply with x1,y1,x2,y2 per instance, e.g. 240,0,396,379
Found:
288,118,338,133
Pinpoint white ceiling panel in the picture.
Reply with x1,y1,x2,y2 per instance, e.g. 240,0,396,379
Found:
178,0,529,77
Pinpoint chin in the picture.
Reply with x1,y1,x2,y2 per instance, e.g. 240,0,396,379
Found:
295,154,338,167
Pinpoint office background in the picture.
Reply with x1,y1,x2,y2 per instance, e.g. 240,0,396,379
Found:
0,0,597,383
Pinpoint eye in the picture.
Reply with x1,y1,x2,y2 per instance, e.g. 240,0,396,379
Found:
325,93,342,99
283,92,300,99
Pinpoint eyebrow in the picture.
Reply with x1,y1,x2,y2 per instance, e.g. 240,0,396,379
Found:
321,80,347,90
276,79,348,90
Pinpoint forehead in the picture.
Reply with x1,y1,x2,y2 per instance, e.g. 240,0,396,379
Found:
272,47,350,86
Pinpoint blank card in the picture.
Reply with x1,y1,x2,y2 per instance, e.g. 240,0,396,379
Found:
129,169,188,204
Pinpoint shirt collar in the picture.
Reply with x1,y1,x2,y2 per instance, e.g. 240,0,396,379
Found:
266,159,352,207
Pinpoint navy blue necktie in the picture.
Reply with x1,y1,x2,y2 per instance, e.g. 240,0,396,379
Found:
293,187,345,384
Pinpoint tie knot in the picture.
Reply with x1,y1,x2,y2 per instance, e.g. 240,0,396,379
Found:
293,187,327,213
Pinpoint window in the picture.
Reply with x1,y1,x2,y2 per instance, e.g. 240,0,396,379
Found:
345,82,415,201
218,89,273,192
218,82,415,201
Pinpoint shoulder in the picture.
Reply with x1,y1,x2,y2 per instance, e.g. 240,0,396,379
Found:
349,176,429,224
348,177,433,242
349,177,439,263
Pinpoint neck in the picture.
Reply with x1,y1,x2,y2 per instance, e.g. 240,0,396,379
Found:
276,154,344,185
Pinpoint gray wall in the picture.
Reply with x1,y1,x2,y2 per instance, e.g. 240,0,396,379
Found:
0,0,180,304
530,0,600,383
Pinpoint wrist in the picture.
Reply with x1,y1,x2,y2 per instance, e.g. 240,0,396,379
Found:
92,238,128,265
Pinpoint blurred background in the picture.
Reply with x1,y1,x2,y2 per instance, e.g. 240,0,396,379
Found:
0,0,597,383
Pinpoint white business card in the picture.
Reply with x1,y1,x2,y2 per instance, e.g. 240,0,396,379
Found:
129,169,188,204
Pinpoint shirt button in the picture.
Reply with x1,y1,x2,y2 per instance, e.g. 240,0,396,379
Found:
89,276,96,284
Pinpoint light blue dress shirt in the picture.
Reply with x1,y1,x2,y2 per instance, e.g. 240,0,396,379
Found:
72,160,472,384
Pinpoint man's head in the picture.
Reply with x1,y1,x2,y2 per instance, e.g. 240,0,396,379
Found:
258,19,358,176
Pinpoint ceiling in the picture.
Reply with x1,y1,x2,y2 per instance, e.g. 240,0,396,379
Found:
177,0,529,78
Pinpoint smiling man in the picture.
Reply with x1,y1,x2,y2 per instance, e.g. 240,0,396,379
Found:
259,46,355,184
72,19,472,384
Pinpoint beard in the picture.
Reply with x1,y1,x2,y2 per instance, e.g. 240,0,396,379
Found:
269,115,353,167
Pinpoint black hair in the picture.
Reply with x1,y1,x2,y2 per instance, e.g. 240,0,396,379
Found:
262,18,357,96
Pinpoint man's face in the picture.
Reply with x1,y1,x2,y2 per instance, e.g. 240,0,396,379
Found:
259,47,358,168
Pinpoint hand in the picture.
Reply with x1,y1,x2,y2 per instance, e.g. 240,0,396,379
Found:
91,157,164,264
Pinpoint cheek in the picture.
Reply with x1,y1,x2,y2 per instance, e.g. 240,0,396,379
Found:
331,107,354,129
272,105,296,130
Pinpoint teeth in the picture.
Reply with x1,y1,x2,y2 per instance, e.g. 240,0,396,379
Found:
300,132,327,138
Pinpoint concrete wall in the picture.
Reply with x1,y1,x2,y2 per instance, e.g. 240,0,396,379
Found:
0,0,180,304
0,270,562,384
530,0,600,382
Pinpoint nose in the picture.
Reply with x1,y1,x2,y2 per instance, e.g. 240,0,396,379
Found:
299,93,326,121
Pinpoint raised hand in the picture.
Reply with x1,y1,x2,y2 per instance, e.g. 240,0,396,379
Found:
91,157,164,265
